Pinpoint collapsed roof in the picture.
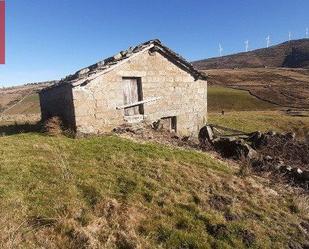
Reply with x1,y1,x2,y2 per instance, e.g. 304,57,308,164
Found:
44,39,207,90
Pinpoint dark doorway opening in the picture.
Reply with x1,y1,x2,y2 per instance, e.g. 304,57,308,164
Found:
161,116,177,133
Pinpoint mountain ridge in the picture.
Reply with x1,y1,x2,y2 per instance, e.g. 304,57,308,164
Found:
193,39,309,70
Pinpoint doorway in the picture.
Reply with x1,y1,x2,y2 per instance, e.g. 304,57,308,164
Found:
122,78,144,116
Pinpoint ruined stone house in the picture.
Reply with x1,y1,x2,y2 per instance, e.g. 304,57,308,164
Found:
39,39,207,136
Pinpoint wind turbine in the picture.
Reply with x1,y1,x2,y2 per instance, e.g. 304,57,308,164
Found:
219,43,223,57
306,28,308,38
266,35,270,48
288,31,291,41
245,40,249,52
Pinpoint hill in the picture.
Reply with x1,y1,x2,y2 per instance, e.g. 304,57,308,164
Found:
0,133,308,248
193,39,309,70
194,39,309,109
0,81,54,114
205,68,309,108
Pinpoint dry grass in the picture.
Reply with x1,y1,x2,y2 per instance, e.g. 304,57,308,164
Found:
204,68,309,108
3,94,41,115
0,133,308,248
207,86,309,138
290,195,309,219
0,84,47,114
208,86,277,112
208,111,309,138
43,116,64,136
0,114,40,126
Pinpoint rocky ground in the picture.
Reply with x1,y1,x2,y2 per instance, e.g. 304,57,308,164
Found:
113,122,309,190
208,130,309,189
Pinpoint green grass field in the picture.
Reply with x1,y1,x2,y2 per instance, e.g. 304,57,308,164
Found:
0,133,307,248
207,86,278,112
208,111,309,137
207,86,309,137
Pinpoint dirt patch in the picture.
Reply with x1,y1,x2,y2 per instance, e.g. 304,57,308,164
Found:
238,229,256,247
208,195,233,211
113,123,202,150
253,132,309,169
206,223,230,239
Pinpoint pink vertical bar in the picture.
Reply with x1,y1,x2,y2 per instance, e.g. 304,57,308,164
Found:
0,1,5,64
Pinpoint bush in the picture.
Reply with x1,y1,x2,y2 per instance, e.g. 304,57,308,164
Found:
43,116,64,136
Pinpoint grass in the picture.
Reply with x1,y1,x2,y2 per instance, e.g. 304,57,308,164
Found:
207,86,309,137
4,94,40,114
0,132,307,248
204,68,309,108
0,85,308,247
208,86,278,112
208,111,309,137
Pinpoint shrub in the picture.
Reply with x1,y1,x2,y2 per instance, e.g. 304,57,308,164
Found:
43,116,64,136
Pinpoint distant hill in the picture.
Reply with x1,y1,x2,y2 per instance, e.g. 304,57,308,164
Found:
204,68,309,108
0,81,54,114
193,39,309,70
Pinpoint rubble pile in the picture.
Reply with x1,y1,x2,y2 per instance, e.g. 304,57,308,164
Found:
113,123,308,189
201,126,309,188
249,131,309,188
212,137,258,160
113,123,201,149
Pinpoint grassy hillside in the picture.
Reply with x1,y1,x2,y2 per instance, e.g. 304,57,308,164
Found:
207,86,277,112
0,83,52,113
208,111,309,137
4,94,40,115
192,40,309,109
205,68,309,108
193,39,309,70
207,86,309,137
0,133,308,248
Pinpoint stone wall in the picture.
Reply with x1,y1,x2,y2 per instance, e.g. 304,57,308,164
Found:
39,84,75,128
72,50,207,136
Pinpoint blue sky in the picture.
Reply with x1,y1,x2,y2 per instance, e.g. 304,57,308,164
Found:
1,0,308,86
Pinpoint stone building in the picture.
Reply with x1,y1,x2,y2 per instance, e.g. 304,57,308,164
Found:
39,40,207,136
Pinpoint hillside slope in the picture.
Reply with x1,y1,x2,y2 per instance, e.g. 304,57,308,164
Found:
0,133,308,248
0,82,53,114
205,68,309,108
193,39,309,70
